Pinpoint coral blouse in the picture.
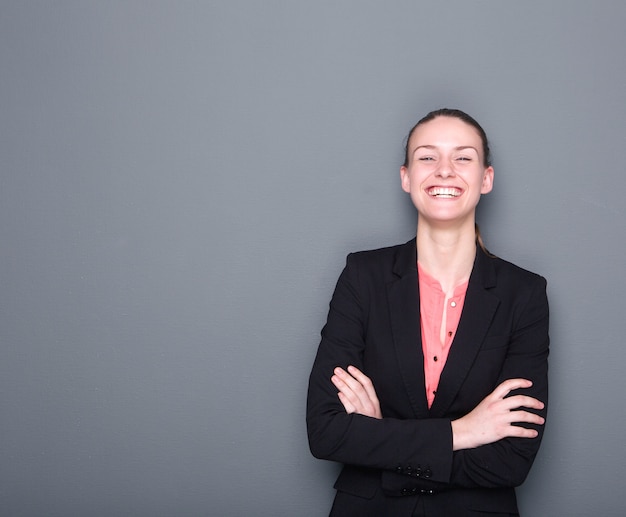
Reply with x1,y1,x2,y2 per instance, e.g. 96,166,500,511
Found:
418,263,469,408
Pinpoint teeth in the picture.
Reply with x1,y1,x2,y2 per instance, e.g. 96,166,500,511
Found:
428,187,461,197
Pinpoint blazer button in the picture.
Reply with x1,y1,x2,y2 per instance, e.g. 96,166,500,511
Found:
424,468,432,478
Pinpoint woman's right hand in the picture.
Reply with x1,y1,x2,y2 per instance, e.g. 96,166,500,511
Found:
451,378,545,451
331,365,382,419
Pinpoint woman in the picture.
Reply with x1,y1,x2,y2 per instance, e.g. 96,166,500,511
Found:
306,108,549,516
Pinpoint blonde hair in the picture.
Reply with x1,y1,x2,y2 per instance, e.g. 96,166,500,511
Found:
475,224,495,258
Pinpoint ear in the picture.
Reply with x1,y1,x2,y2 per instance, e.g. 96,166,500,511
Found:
481,166,494,194
400,166,411,193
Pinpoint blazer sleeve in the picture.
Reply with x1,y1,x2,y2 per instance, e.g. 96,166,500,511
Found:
306,253,455,485
447,274,550,488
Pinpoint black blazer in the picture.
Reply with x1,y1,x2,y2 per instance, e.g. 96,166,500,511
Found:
307,239,549,516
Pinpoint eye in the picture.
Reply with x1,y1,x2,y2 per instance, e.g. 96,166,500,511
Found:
456,156,472,162
418,156,435,161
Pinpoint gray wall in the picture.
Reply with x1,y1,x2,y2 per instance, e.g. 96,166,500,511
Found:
1,1,625,516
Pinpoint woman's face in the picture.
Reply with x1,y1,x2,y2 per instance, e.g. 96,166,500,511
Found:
400,116,494,226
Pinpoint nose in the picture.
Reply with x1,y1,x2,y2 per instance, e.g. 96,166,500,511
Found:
436,158,455,178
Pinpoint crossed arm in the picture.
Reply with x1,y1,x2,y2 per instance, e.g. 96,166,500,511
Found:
331,366,545,451
307,253,549,489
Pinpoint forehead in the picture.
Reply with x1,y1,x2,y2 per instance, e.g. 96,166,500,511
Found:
410,116,482,149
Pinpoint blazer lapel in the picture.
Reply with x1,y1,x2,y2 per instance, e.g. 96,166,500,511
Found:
387,240,430,418
429,249,500,417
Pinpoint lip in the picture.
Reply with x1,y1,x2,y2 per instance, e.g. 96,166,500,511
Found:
425,186,463,198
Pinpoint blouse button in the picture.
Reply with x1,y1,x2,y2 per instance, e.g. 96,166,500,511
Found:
450,301,457,308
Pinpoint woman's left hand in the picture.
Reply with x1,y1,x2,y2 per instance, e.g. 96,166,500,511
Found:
331,365,382,419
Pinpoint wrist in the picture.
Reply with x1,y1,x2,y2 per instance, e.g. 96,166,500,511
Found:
451,418,471,451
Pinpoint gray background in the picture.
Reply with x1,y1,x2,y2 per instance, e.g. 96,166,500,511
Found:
1,1,625,516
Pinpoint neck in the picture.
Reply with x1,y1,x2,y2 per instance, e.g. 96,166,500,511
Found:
416,219,477,294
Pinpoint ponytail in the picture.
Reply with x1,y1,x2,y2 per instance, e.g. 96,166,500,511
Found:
475,224,495,258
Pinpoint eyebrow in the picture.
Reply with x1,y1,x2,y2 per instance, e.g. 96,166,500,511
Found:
413,145,479,154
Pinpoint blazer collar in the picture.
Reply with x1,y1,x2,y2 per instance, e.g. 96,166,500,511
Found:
392,238,418,279
391,238,497,287
387,239,426,417
387,239,500,418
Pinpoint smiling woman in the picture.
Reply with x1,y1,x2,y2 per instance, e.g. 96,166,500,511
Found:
401,113,494,238
306,108,549,516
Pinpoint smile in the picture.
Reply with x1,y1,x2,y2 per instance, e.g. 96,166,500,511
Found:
427,186,462,198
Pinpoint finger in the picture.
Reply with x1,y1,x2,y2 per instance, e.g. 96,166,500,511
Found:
333,367,382,418
334,366,358,385
331,374,355,399
334,367,368,398
346,365,369,383
337,391,356,414
333,366,350,379
501,424,540,440
332,373,367,409
331,374,357,399
331,373,347,391
507,410,545,426
492,378,533,399
335,368,373,401
347,366,379,404
501,394,545,412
